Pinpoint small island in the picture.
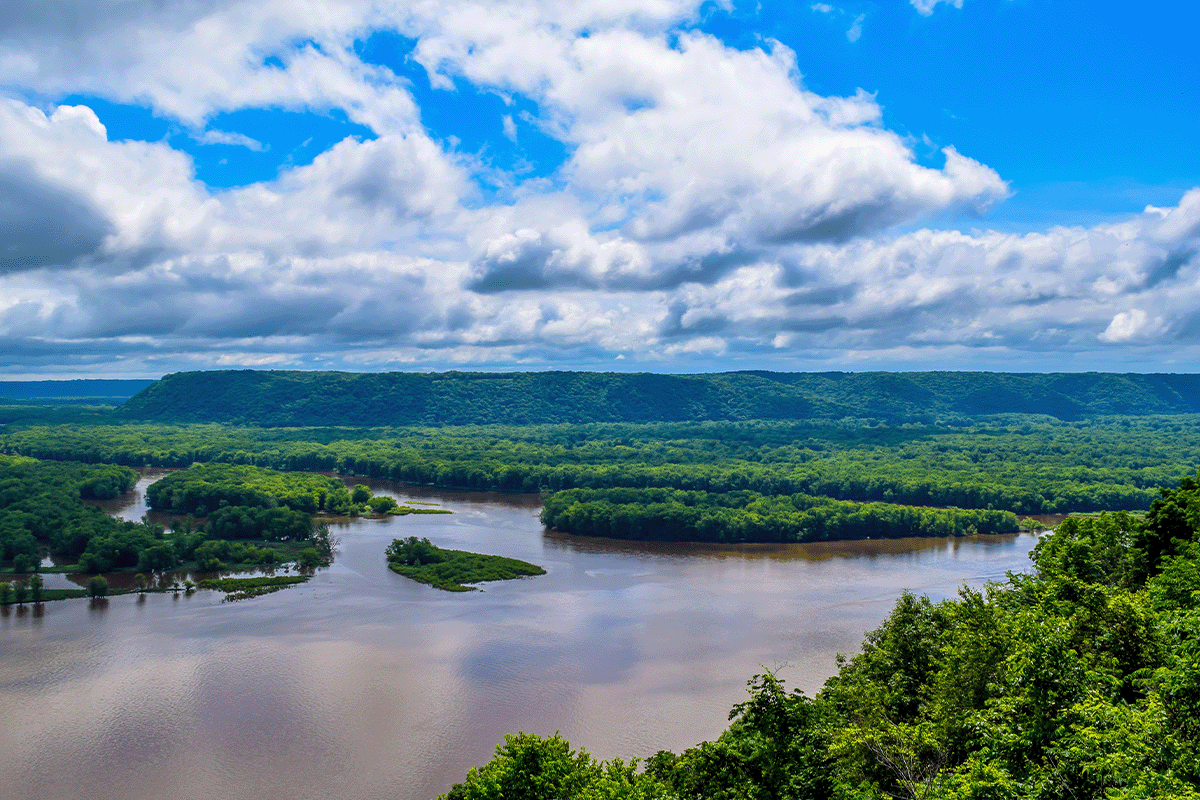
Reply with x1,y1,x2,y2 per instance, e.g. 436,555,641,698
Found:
385,536,546,592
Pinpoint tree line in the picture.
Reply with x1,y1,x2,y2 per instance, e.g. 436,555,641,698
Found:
5,416,1198,514
541,487,1018,542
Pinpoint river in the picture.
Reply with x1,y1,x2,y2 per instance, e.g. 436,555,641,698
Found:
0,472,1039,800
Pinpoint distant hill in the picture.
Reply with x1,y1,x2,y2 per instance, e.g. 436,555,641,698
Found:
1,379,157,400
116,370,1200,426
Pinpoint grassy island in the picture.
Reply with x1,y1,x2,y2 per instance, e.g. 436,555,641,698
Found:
385,536,545,592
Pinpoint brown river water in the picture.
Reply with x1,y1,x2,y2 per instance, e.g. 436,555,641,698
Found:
0,472,1039,800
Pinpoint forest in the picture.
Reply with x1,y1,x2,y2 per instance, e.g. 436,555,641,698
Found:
540,487,1018,542
116,369,1200,426
441,474,1200,800
0,457,344,577
5,415,1200,515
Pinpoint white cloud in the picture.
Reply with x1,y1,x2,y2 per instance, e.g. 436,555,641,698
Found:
911,0,964,16
847,14,865,42
0,1,1197,376
1099,309,1158,343
194,129,267,150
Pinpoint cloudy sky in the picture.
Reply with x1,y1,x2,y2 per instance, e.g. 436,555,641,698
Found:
2,0,1198,378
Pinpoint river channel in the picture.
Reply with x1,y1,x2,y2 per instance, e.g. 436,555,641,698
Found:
0,473,1039,800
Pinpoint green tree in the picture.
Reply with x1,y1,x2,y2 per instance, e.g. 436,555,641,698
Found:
441,732,663,800
29,573,43,602
86,575,108,598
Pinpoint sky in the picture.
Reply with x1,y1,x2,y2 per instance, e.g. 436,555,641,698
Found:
1,0,1199,379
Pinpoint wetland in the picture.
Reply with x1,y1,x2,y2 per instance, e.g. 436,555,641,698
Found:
0,471,1039,800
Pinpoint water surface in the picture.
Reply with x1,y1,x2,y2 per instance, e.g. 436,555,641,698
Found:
1,473,1038,800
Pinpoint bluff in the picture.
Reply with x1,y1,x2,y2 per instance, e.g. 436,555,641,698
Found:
117,369,1200,427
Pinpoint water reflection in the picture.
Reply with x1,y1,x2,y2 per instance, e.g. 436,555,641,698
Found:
1,472,1039,800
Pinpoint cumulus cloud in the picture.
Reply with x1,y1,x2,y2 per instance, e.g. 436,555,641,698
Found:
0,159,114,272
0,0,1197,376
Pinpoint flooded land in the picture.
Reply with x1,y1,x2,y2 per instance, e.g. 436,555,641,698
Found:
0,473,1039,800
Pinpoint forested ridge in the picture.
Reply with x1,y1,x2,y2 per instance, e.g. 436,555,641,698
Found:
441,476,1200,800
119,369,1200,426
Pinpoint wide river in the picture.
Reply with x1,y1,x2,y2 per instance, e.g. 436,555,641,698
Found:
0,473,1039,800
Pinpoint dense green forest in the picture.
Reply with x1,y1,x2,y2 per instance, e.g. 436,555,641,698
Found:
386,536,546,591
0,456,339,576
119,369,1200,426
0,455,153,574
146,462,362,515
441,475,1200,800
5,415,1197,514
541,488,1018,542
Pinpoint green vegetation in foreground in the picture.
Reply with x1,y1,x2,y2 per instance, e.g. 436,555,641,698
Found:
542,487,1018,542
441,473,1200,800
197,575,309,602
386,536,545,592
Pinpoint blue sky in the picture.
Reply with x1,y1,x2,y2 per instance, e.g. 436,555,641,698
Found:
1,0,1199,378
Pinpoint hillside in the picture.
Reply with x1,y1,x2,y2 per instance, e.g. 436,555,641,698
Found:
117,369,1200,427
117,371,1200,429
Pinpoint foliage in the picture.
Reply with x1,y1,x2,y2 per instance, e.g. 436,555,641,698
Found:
146,462,357,515
204,505,313,541
386,536,545,591
6,415,1197,516
542,487,1018,543
196,574,308,601
440,732,666,800
86,575,108,597
118,369,1200,427
0,454,156,574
